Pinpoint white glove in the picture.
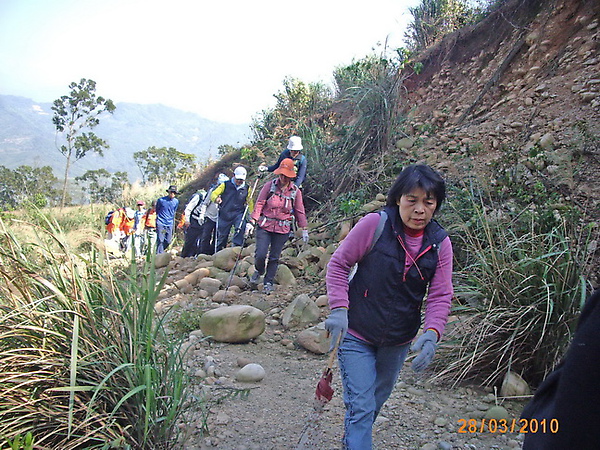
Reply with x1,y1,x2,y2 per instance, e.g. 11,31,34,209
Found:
245,222,255,237
258,165,268,172
198,212,205,225
302,229,309,244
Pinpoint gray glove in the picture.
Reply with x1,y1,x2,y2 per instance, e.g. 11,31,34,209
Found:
410,329,438,372
302,229,309,244
244,222,255,237
324,308,348,352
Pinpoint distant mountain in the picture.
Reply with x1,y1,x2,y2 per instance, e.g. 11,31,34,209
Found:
0,95,252,181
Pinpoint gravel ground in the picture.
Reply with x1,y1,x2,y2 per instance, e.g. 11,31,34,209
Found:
171,282,530,450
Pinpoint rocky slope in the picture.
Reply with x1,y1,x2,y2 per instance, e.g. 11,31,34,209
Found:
400,0,599,231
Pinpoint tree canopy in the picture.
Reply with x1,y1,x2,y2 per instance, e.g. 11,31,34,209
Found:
52,78,116,207
0,165,60,210
75,169,129,204
133,146,196,184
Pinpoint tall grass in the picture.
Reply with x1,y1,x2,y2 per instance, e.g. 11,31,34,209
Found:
435,185,597,388
0,214,192,449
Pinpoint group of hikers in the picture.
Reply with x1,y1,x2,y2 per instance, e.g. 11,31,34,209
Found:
105,199,156,257
103,134,598,449
104,135,310,294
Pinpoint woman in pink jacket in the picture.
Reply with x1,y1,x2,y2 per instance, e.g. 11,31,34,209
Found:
248,158,309,294
325,164,454,449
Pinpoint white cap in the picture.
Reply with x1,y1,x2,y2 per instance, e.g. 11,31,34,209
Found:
287,136,303,151
217,173,229,183
233,166,247,180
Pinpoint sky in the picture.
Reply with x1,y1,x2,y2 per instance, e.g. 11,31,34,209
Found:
0,0,420,124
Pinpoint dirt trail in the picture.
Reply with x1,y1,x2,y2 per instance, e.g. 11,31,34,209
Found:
175,281,529,450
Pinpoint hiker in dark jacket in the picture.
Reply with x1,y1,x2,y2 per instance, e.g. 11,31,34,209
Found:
521,287,600,449
259,135,307,188
210,166,253,251
325,164,454,450
180,188,207,257
247,158,308,294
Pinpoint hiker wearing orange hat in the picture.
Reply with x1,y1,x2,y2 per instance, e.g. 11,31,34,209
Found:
248,158,309,294
258,135,307,188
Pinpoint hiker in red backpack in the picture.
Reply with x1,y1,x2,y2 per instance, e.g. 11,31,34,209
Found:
324,164,454,449
247,158,308,294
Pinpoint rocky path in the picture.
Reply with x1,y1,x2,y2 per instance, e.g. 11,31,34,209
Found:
172,283,530,450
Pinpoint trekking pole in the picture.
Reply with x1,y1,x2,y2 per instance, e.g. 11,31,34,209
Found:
214,205,219,255
223,174,263,293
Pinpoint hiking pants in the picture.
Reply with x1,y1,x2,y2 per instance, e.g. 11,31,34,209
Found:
199,218,217,255
181,222,202,257
156,223,174,254
338,334,410,450
215,212,245,252
253,227,289,285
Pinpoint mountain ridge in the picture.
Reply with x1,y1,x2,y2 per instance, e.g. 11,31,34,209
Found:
0,94,252,181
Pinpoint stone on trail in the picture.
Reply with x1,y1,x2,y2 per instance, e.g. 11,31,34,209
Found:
154,252,171,268
281,294,320,329
235,363,266,382
213,247,241,271
198,277,222,295
199,305,265,343
274,264,296,287
296,322,330,354
212,289,239,304
484,405,509,420
500,370,531,397
184,267,210,285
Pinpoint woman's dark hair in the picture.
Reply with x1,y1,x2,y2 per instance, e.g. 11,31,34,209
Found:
386,164,446,212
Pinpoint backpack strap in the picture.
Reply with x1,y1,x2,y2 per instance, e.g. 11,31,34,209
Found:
367,210,387,254
268,179,297,203
348,210,388,281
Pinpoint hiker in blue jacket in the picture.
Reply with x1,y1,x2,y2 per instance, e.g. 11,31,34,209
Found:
155,185,179,254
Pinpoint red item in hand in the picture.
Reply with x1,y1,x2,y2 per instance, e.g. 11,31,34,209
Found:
315,368,334,403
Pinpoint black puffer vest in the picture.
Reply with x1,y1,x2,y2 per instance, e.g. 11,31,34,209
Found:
347,206,448,346
219,182,249,222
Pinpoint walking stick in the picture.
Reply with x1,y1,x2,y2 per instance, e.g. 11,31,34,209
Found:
296,334,342,449
214,205,219,255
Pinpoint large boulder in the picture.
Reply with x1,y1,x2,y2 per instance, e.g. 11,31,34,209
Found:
274,264,296,288
296,322,330,354
199,305,265,343
281,294,320,329
213,247,242,271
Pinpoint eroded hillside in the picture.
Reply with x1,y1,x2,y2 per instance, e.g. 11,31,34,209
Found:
400,0,599,216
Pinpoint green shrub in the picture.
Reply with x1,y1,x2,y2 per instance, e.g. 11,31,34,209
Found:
435,185,597,388
0,216,195,449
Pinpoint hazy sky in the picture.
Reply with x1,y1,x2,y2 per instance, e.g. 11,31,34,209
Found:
0,0,420,124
